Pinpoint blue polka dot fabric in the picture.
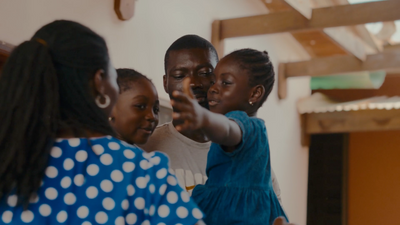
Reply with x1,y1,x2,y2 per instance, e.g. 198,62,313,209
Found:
0,136,203,225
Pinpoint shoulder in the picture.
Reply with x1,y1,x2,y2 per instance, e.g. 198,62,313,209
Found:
153,122,171,134
225,111,265,130
225,110,248,120
142,123,171,144
89,136,145,155
139,122,176,152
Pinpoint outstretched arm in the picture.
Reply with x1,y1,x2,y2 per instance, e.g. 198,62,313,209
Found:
171,78,242,148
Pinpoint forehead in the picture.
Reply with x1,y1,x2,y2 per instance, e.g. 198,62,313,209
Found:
166,48,217,71
122,78,157,96
216,57,249,81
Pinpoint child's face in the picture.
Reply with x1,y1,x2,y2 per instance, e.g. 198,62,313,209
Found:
208,56,253,115
111,78,159,145
164,48,217,109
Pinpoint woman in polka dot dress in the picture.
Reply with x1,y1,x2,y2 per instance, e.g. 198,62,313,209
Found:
0,20,203,225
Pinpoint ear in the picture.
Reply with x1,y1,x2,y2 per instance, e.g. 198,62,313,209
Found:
163,75,169,94
92,69,106,96
249,85,265,105
109,103,118,123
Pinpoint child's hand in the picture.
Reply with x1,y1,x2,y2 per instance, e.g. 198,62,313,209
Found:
171,78,207,132
273,217,297,225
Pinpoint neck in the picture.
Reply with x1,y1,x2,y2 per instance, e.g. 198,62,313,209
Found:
57,128,108,139
172,119,210,143
247,110,258,118
245,110,257,117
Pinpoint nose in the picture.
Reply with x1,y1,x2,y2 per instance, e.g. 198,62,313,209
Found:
145,108,157,122
208,82,218,94
190,75,203,89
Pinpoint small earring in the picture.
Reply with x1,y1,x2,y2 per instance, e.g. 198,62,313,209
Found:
95,95,110,108
108,117,113,122
249,101,254,106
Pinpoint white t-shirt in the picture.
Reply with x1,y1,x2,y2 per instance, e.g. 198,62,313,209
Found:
140,122,209,195
140,122,283,205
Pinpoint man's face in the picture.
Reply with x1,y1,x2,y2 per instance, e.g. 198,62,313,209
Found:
164,48,218,109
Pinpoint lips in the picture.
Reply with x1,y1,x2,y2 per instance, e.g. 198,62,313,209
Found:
193,93,206,103
195,96,206,104
208,97,220,106
139,126,155,135
193,90,207,103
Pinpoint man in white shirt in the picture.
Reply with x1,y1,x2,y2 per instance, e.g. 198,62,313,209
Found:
140,35,282,203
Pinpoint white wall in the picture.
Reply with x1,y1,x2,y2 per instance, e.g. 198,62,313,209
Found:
0,0,311,223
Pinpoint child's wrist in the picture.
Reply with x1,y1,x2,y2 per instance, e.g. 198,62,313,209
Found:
200,107,210,129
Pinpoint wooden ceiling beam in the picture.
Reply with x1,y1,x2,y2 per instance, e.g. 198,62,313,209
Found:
264,0,292,13
284,50,400,78
305,109,400,134
263,0,350,58
384,44,400,52
263,0,367,61
278,50,400,99
221,1,400,39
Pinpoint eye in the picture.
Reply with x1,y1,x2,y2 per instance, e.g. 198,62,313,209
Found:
199,71,213,77
210,80,215,85
172,73,185,80
135,104,146,110
154,106,160,114
222,81,231,85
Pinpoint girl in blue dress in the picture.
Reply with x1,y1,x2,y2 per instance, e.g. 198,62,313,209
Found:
0,20,203,225
171,49,288,224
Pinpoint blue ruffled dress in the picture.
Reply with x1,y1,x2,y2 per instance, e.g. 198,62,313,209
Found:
192,111,287,225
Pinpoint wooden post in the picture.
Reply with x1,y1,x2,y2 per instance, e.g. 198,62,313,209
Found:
278,63,287,100
114,0,135,21
211,20,224,59
300,114,310,147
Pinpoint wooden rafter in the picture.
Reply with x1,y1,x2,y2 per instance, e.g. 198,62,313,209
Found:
220,1,400,39
263,0,371,98
263,0,349,59
376,21,397,44
384,44,400,52
304,109,400,134
284,51,400,78
264,0,292,13
278,50,400,99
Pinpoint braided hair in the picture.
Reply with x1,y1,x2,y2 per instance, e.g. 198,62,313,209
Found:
0,20,115,207
116,68,153,93
226,48,275,107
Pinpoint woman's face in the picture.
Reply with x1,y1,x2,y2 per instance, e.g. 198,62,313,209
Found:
111,78,159,145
